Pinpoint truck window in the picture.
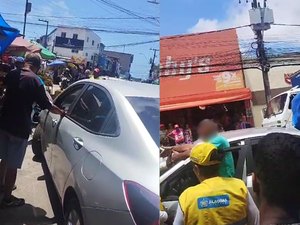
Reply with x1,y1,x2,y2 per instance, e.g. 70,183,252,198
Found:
265,94,287,118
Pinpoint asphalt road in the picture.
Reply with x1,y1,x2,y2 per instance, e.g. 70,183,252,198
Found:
0,137,64,225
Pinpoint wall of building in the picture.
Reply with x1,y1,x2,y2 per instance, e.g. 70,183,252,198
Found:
83,30,102,64
46,27,101,64
244,65,300,127
103,50,133,74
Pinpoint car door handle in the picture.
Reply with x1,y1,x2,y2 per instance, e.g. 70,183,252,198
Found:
52,119,58,127
73,137,84,150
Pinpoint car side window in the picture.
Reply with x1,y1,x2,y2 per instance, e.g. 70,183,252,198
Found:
55,84,84,112
70,85,117,134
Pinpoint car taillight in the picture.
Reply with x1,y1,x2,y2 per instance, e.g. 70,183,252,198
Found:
123,180,159,225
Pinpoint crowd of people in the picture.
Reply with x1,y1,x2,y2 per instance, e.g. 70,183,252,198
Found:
160,123,193,146
160,117,300,225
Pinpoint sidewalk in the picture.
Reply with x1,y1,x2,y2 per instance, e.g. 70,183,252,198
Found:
0,137,63,225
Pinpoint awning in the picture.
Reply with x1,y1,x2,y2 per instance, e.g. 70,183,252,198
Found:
6,36,41,55
161,88,252,111
30,41,56,60
160,73,252,111
0,15,19,55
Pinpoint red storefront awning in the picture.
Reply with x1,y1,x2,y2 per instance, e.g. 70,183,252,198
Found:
160,77,252,111
160,29,251,111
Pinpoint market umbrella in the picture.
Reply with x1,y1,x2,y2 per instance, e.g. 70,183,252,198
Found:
30,40,56,60
48,60,66,67
6,36,41,56
0,14,19,55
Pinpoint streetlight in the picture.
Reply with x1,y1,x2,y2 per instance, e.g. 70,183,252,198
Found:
38,19,49,48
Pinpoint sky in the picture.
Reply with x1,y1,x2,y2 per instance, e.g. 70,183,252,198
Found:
161,0,300,56
1,0,159,79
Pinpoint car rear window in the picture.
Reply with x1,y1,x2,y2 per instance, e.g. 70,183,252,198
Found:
126,96,159,146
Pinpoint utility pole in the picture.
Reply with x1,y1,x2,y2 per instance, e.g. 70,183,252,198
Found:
23,0,32,38
242,0,274,103
38,19,49,48
149,48,159,80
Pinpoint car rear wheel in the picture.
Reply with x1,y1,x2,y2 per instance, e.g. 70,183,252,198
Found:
65,198,84,225
32,124,43,157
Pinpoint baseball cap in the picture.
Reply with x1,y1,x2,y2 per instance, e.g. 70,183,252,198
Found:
190,143,221,166
15,56,25,63
94,68,100,73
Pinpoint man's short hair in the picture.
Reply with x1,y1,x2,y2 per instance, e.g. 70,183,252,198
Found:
25,53,41,69
254,133,300,209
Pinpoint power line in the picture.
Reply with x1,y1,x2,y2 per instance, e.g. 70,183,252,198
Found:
93,0,159,26
0,12,159,20
105,40,159,48
5,19,159,36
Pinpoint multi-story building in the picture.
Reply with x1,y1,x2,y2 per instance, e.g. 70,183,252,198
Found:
43,26,102,66
103,50,133,75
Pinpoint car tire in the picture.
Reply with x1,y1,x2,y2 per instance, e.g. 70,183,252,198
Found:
64,197,84,225
32,124,43,157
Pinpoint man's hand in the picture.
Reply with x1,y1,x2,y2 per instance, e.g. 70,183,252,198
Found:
50,104,65,117
171,150,191,163
173,144,194,153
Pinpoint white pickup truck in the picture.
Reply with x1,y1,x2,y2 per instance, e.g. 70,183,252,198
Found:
262,86,300,128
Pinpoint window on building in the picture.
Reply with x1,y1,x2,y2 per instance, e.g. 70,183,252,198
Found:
87,37,89,42
61,32,66,38
97,43,100,49
72,49,79,53
91,55,94,60
92,40,95,46
73,34,78,39
86,53,88,56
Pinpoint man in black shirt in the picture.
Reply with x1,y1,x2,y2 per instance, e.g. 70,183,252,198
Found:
0,53,64,207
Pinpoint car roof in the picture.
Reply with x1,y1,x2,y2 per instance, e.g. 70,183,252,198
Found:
78,78,159,98
160,127,300,182
221,127,300,142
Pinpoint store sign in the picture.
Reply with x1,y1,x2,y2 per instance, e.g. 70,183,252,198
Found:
55,37,84,50
162,56,211,77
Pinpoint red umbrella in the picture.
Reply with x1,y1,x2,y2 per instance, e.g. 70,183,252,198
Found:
6,36,41,55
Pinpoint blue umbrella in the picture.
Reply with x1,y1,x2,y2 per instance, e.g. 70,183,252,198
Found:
48,60,66,67
0,15,19,55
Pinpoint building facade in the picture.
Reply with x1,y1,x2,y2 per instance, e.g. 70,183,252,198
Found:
103,50,133,75
44,26,102,66
160,29,253,135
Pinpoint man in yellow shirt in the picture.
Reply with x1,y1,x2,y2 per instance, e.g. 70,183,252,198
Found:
173,143,259,225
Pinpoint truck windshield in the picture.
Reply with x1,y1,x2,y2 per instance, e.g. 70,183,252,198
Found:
265,93,287,118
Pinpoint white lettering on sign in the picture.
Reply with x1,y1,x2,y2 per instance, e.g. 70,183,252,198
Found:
162,56,211,81
213,72,241,84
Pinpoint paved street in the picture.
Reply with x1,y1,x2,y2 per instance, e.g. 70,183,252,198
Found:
0,137,63,225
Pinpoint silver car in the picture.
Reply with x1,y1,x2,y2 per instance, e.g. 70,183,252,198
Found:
33,78,159,225
160,127,300,223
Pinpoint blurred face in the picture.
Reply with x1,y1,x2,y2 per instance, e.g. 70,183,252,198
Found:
197,122,217,140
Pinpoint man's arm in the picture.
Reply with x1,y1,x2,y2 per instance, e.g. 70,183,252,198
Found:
173,204,184,225
35,84,64,116
247,192,260,225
